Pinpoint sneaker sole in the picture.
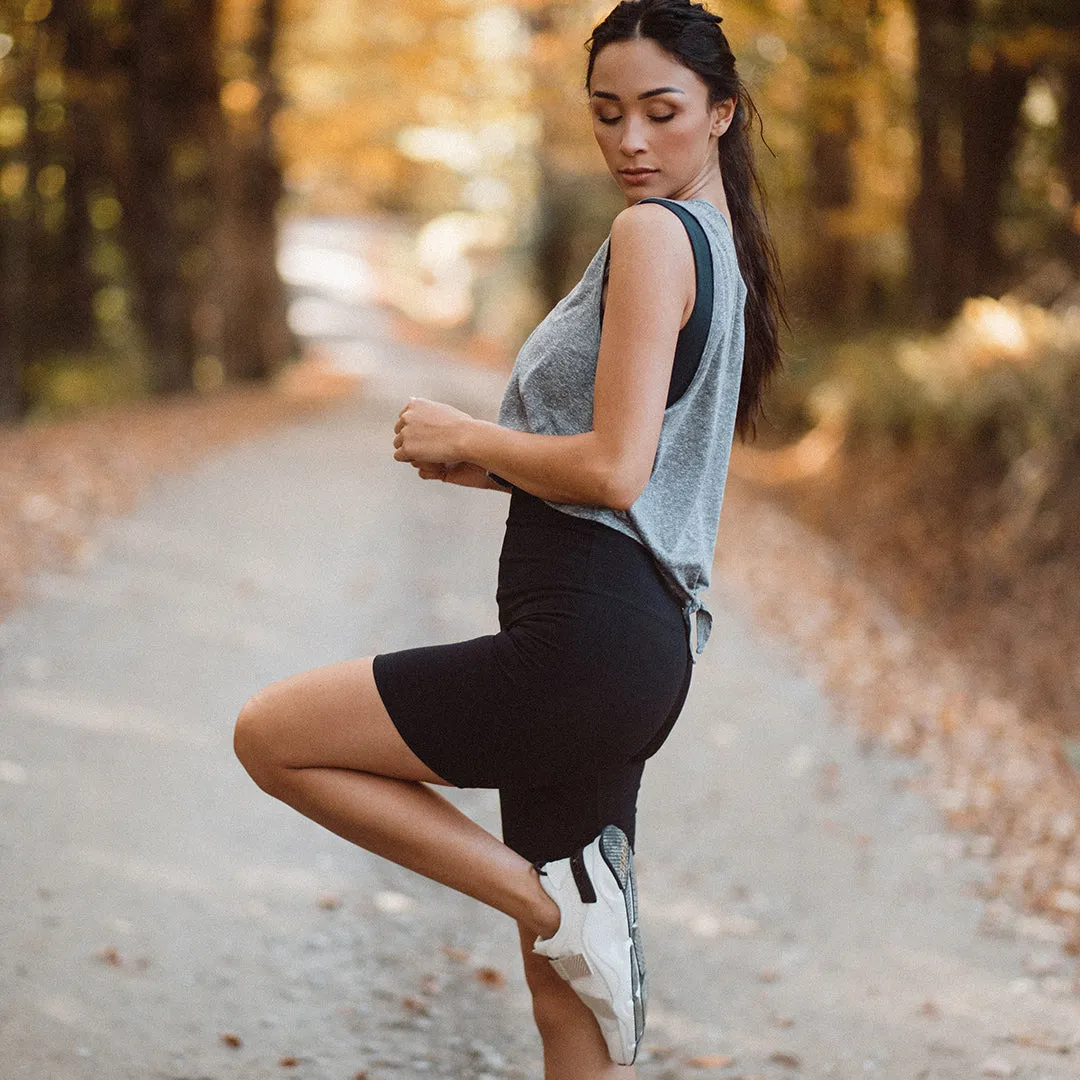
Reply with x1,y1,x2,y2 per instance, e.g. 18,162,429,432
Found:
599,825,646,1061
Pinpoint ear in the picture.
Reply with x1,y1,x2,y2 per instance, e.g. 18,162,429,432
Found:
710,95,736,136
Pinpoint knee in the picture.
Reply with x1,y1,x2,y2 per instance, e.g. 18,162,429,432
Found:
233,690,278,789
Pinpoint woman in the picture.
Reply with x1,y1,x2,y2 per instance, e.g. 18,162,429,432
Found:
233,0,786,1075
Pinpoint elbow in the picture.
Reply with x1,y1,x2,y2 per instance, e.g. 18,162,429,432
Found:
600,462,648,512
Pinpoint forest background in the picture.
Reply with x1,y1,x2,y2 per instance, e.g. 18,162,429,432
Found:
1,0,1079,741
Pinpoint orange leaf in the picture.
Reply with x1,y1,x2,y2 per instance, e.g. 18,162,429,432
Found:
475,965,506,987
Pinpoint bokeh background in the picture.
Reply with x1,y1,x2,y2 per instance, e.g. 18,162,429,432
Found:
1,0,1079,735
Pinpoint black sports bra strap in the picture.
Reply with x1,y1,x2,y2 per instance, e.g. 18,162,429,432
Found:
634,198,714,407
600,199,714,408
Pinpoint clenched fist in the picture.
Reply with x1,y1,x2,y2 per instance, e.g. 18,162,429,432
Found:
393,396,472,464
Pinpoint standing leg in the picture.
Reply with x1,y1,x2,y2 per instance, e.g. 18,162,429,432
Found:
517,922,637,1080
232,656,560,937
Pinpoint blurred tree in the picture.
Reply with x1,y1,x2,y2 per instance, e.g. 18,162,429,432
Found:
11,0,99,366
215,0,296,384
910,0,1080,321
1064,57,1080,263
803,0,869,322
0,7,35,423
121,0,223,394
0,0,295,421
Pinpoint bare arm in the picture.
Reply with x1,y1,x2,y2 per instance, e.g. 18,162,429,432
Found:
459,203,695,509
394,203,694,510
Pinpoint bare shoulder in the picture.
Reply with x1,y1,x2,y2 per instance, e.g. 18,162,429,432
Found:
608,202,695,320
610,200,692,255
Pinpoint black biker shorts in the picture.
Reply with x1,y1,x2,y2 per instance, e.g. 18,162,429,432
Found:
371,485,694,865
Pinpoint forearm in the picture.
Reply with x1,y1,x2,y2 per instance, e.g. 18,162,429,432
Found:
460,419,618,508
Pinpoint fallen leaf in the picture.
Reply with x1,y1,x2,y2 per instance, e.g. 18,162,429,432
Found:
769,1050,801,1067
401,995,429,1015
440,944,470,963
95,946,122,966
686,1054,734,1067
279,1056,299,1067
317,893,341,910
1006,1030,1070,1053
475,965,506,988
221,1033,243,1049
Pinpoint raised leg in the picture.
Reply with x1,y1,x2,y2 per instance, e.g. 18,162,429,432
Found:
516,922,638,1080
232,655,560,938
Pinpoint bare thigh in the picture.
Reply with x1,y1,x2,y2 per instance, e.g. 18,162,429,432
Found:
238,656,453,786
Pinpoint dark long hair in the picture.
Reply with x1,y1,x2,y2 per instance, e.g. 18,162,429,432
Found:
585,0,787,440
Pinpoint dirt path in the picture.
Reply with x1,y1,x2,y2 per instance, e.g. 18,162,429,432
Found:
0,347,1076,1079
1,219,1078,1079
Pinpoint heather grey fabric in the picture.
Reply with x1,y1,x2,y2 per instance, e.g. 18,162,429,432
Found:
493,197,747,662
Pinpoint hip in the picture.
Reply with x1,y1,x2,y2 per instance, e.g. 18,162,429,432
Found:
496,487,685,634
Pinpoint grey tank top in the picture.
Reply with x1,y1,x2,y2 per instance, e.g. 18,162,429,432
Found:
491,197,747,662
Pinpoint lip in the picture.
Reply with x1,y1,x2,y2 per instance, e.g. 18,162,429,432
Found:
619,168,657,184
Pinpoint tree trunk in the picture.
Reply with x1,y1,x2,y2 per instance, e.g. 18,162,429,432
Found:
802,0,865,326
0,25,40,423
216,0,297,384
909,0,973,322
1061,59,1080,266
959,52,1028,298
49,0,118,355
120,0,222,396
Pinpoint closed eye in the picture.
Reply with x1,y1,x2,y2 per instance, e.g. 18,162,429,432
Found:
597,114,676,125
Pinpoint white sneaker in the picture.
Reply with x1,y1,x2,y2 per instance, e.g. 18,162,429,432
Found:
531,825,646,1065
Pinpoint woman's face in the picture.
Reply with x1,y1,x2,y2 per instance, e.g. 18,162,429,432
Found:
588,37,734,202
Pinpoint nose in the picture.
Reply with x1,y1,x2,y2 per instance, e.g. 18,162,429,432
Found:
618,115,649,156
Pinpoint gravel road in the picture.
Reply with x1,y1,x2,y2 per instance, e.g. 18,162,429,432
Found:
1,219,1078,1080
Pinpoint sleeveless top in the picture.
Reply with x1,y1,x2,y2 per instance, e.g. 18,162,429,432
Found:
489,197,747,662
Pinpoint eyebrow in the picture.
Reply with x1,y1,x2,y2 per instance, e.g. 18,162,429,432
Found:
590,87,686,101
